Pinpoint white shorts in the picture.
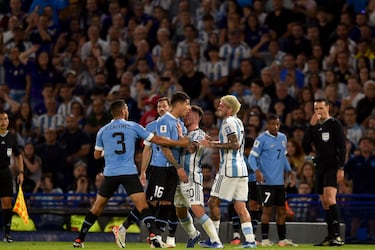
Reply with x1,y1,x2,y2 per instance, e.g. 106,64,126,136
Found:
174,181,204,207
210,174,248,202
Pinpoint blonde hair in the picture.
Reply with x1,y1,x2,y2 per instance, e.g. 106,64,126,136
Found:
221,95,241,115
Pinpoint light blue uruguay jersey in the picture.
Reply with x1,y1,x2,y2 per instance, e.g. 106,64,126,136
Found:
219,116,248,177
95,119,153,176
144,119,162,167
152,112,186,167
249,131,291,185
180,128,206,185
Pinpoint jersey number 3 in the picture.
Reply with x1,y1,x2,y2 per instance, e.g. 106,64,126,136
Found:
113,132,126,154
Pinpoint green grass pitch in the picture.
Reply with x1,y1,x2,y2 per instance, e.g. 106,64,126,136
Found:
0,242,374,250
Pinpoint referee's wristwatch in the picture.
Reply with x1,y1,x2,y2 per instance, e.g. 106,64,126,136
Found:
338,166,344,170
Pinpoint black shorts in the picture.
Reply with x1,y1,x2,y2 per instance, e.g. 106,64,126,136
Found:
257,185,286,207
146,166,178,202
315,167,337,194
98,174,143,198
248,181,257,202
0,168,13,197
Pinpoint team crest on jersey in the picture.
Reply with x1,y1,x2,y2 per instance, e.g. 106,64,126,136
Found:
254,140,260,148
225,126,232,134
322,132,329,142
160,125,167,133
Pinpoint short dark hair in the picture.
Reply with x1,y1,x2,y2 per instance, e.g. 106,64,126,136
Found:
314,97,328,104
110,99,127,117
171,91,190,106
157,96,170,105
266,113,279,122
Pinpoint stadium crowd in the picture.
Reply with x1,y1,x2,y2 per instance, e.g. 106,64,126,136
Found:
0,0,375,243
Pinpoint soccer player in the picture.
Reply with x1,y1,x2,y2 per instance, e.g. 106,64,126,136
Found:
72,100,189,248
200,95,256,248
175,105,223,248
249,114,298,247
141,96,179,248
0,111,24,243
145,92,191,247
230,138,260,245
302,98,346,246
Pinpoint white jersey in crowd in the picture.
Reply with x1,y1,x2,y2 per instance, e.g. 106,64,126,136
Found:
218,116,248,178
180,128,206,185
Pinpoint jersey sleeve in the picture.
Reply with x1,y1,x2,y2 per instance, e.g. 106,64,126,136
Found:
134,122,154,141
222,119,237,137
249,137,263,170
95,128,104,151
157,118,172,138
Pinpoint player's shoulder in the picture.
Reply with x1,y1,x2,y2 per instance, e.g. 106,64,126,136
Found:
277,131,287,139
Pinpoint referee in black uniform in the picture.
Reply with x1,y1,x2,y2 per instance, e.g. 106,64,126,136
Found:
302,98,346,246
0,111,24,243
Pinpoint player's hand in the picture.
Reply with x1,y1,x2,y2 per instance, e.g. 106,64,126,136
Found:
17,173,24,185
176,122,183,138
310,113,321,126
177,168,188,183
337,169,344,184
140,172,147,187
255,170,264,184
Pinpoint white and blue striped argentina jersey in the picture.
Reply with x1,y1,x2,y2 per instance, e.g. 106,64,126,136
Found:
180,128,206,185
153,112,186,167
95,119,153,177
219,116,248,177
219,42,251,73
249,131,292,185
199,60,228,82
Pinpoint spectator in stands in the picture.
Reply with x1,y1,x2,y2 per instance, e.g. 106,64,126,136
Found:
230,59,257,92
285,106,308,129
178,57,210,107
281,22,311,58
22,142,42,193
80,25,108,61
20,46,62,110
35,127,65,189
270,82,299,119
33,97,64,143
219,29,251,74
345,136,375,242
32,173,64,230
1,46,30,103
14,101,34,143
57,84,81,118
279,53,305,91
243,79,271,115
286,138,306,173
200,46,228,97
264,0,299,39
341,77,365,110
59,114,91,190
288,182,315,222
83,98,111,143
342,106,365,146
117,84,141,122
67,174,95,208
296,160,315,192
356,80,375,125
0,0,27,31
